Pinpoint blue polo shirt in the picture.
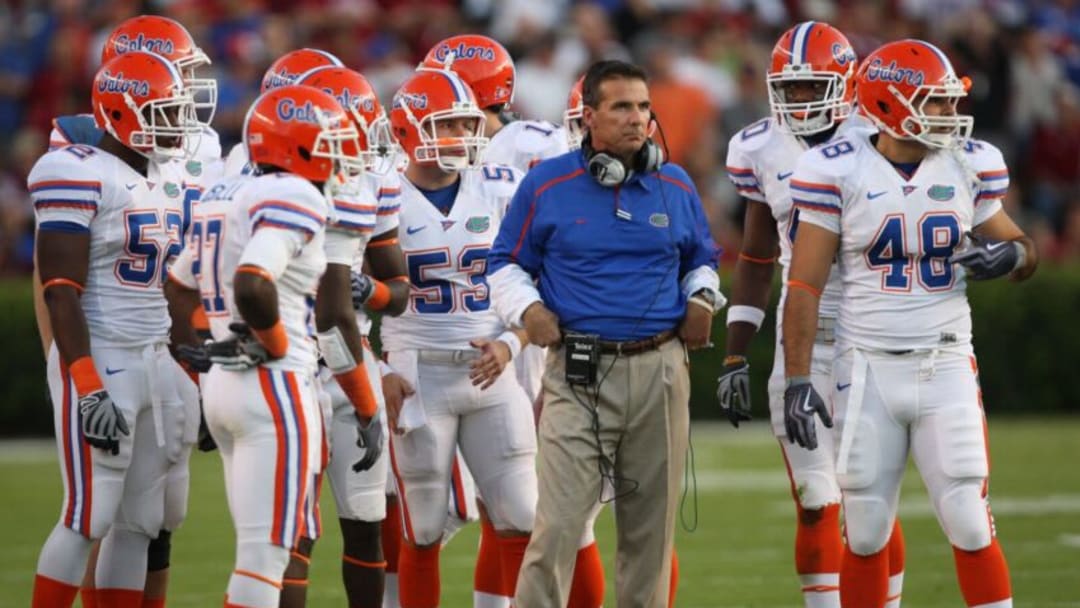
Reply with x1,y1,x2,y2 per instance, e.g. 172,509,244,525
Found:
489,149,720,341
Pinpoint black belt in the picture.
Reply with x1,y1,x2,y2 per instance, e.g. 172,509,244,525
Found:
597,330,677,356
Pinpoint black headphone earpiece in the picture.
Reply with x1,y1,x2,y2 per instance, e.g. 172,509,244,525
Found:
584,133,665,188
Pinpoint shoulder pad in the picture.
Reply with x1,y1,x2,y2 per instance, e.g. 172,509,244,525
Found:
959,139,1006,169
728,117,777,154
802,134,864,178
52,114,103,147
194,126,223,162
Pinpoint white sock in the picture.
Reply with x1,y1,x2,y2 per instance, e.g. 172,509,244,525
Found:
473,590,511,608
799,573,840,608
885,571,904,607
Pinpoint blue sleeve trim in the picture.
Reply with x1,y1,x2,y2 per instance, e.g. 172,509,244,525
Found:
39,220,90,234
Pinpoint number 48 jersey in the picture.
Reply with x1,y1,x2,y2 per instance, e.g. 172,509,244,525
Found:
29,144,186,346
380,164,523,352
791,130,1008,351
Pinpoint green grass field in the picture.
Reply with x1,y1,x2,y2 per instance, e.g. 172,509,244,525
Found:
4,417,1080,607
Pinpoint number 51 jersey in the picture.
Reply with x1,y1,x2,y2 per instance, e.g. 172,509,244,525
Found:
381,165,523,352
791,130,1008,351
29,144,186,346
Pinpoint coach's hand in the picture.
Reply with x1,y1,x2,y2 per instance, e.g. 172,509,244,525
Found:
948,231,1024,281
79,390,130,455
783,376,832,450
679,298,714,350
468,338,511,390
716,355,752,428
207,323,271,371
381,372,414,435
352,413,384,472
522,302,561,347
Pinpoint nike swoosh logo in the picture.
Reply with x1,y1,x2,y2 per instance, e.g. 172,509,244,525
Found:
406,225,426,235
867,191,887,200
125,183,138,191
800,391,814,413
105,367,125,375
836,382,851,391
777,171,793,181
984,241,1005,251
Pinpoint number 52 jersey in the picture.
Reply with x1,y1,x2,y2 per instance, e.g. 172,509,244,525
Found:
791,130,1009,351
29,144,189,346
380,165,523,352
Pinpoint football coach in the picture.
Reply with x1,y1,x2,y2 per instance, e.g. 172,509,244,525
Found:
488,59,723,607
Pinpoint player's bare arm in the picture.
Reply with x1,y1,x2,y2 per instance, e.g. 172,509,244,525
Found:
782,222,837,379
232,266,289,363
32,262,53,357
362,228,409,316
969,209,1039,281
317,261,379,425
37,231,92,364
164,279,202,350
726,201,779,356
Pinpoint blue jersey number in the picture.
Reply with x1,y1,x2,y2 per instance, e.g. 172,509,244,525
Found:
481,166,516,183
407,246,490,313
116,209,183,287
865,213,960,291
819,140,855,159
189,216,227,314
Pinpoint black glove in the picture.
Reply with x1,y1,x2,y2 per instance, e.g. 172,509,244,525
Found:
176,342,212,374
206,322,272,371
716,355,752,428
948,231,1023,280
79,389,131,455
783,377,832,450
351,413,384,473
350,271,375,311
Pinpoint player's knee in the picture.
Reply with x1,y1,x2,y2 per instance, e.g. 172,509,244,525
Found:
843,496,893,556
483,478,537,534
162,470,190,531
401,484,449,545
794,470,842,512
147,530,172,572
938,484,992,551
236,540,290,581
340,519,382,561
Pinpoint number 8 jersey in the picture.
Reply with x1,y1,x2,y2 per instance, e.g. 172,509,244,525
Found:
791,129,1009,350
381,164,523,352
29,144,187,346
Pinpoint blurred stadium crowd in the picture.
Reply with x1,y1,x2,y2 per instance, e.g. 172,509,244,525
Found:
1,0,1079,273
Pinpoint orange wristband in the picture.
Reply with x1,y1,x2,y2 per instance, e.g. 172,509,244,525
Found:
191,306,209,332
42,277,84,293
787,279,822,299
69,356,103,395
335,365,378,418
253,321,289,359
236,264,275,283
738,252,776,265
366,280,392,310
366,238,399,249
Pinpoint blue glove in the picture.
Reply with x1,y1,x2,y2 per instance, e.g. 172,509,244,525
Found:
783,377,832,450
948,232,1024,280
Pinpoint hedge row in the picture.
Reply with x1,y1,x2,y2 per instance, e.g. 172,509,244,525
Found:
2,268,1076,437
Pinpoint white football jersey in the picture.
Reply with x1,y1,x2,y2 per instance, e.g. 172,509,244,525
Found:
380,164,523,352
170,172,329,370
482,120,569,173
29,144,188,346
355,170,403,336
223,142,251,178
792,130,1008,350
726,116,871,320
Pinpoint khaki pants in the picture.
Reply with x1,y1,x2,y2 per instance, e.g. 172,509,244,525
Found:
515,338,690,608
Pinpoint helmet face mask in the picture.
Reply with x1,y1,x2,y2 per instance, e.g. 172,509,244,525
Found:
893,83,973,149
129,87,202,160
411,108,486,171
767,21,858,136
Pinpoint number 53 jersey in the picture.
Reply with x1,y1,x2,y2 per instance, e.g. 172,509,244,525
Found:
381,164,523,352
791,130,1009,351
29,144,189,347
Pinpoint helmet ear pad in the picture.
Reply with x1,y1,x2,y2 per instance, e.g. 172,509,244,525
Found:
584,137,664,187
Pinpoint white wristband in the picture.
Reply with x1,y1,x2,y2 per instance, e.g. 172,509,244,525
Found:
497,331,522,360
727,305,766,330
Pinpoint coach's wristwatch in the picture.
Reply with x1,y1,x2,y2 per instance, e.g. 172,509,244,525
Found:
690,288,720,316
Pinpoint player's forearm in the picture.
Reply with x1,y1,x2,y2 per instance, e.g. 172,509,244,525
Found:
781,288,820,378
365,278,409,317
44,287,92,364
364,232,410,317
724,258,775,356
233,270,281,330
164,279,202,348
316,263,365,363
1010,235,1038,282
32,264,54,357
